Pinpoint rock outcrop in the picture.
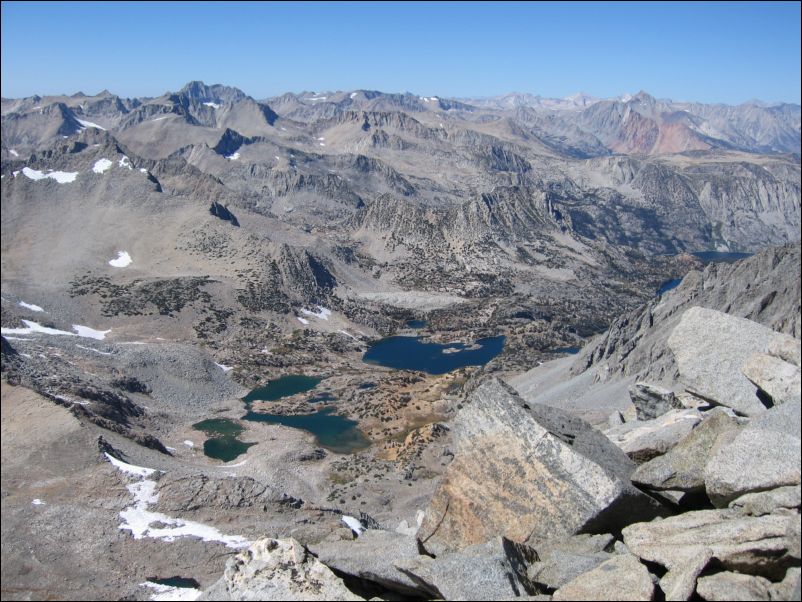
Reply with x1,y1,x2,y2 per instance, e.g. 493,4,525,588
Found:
200,538,362,601
416,378,666,555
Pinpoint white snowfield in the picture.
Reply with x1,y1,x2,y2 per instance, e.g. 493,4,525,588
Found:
18,301,44,312
1,319,110,340
10,149,19,157
350,92,358,99
202,102,221,109
109,251,132,268
214,362,234,372
105,453,250,549
226,152,240,161
76,118,106,131
118,156,132,169
92,158,113,174
296,316,310,325
22,167,78,183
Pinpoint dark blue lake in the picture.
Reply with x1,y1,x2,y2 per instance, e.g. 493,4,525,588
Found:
657,278,682,295
550,346,581,355
243,374,323,402
362,335,505,374
692,251,752,264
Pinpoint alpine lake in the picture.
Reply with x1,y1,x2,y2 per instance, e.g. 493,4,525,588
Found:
194,333,506,461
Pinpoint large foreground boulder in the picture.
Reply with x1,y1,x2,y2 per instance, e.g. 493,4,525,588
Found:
704,401,801,507
622,509,801,582
552,554,654,601
631,410,742,493
604,409,702,463
308,529,426,597
668,307,778,416
416,378,666,555
395,537,537,600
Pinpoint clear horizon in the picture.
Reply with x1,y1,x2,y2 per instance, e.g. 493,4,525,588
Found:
2,1,800,105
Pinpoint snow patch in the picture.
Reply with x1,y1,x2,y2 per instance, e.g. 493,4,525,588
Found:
9,149,19,157
342,515,364,536
183,440,194,448
226,152,240,161
301,307,331,321
92,158,113,174
2,320,74,337
319,142,326,147
105,452,156,477
109,251,133,268
118,155,132,169
350,92,357,99
142,582,202,601
296,316,310,325
18,301,44,312
72,324,111,340
338,330,359,341
32,498,45,505
317,137,325,141
152,116,169,121
215,362,233,372
203,102,221,109
22,167,78,183
76,118,106,131
308,96,327,101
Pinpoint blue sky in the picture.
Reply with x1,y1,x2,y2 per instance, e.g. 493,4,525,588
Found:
2,1,800,104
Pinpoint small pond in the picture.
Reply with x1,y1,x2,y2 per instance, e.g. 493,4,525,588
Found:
196,375,369,461
193,418,255,463
405,319,427,329
242,374,323,402
362,335,505,374
550,346,581,355
657,278,683,295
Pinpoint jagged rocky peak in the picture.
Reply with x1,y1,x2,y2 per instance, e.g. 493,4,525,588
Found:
177,80,249,105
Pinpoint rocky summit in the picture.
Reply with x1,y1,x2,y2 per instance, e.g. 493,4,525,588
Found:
1,80,800,601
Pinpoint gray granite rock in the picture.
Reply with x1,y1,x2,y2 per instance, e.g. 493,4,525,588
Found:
632,410,741,492
604,409,702,463
768,333,802,368
668,307,776,416
622,509,800,581
396,537,536,600
696,571,772,601
729,486,801,517
659,549,713,601
200,538,362,601
705,402,801,507
769,567,801,601
552,554,654,601
526,534,616,590
629,381,682,420
742,353,801,406
309,529,426,596
416,379,667,555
